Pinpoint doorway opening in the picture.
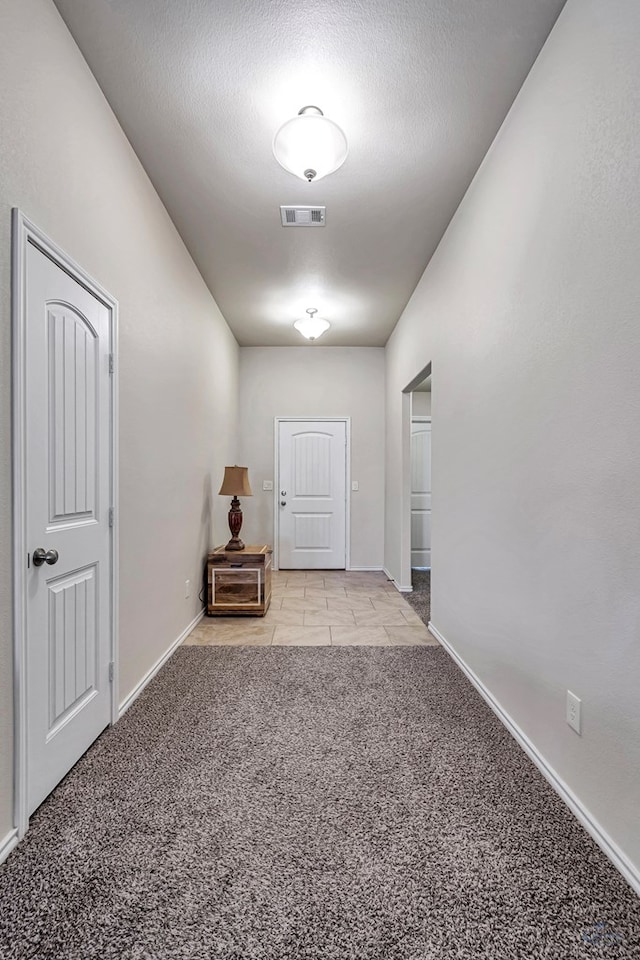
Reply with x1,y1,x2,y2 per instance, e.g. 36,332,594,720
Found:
410,374,431,571
402,363,432,615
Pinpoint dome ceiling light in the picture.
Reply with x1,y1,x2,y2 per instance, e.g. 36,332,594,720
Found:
294,308,330,341
273,106,348,182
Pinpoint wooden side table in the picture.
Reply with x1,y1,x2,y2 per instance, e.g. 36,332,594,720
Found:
206,545,272,616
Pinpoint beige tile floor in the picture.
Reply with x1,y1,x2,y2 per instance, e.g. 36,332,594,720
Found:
184,570,438,647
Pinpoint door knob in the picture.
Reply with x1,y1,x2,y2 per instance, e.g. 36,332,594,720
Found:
281,490,287,496
33,548,59,567
280,501,287,507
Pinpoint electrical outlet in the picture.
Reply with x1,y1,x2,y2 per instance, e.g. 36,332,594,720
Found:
263,480,273,491
185,579,191,599
566,690,582,735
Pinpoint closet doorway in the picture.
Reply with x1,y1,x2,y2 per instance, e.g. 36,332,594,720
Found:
410,375,431,569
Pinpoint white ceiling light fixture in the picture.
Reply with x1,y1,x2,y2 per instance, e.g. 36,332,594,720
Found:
294,308,330,341
273,106,348,182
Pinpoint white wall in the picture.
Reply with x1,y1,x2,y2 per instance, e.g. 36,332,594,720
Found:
385,0,640,881
0,0,239,841
239,347,385,569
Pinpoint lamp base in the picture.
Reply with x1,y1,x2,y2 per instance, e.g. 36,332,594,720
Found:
225,537,245,552
226,496,245,552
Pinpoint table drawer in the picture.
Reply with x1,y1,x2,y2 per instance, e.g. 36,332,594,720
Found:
210,567,262,607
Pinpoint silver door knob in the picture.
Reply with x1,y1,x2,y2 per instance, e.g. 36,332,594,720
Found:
280,501,286,507
33,548,59,567
281,490,287,496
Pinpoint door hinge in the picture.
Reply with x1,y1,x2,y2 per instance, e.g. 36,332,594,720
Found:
108,662,115,683
108,354,114,375
108,507,114,527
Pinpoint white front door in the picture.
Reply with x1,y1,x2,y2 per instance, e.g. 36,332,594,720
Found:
25,241,113,814
410,418,431,569
277,420,347,569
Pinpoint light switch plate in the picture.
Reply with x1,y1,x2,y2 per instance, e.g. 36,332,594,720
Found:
351,480,359,491
263,480,273,491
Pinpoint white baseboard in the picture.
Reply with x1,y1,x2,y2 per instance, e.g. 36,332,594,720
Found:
118,609,205,718
0,827,19,866
383,567,413,593
348,566,384,572
428,621,640,897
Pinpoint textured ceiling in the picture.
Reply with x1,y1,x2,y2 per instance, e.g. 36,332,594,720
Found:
52,0,565,346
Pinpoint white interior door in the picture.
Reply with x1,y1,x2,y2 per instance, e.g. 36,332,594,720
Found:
411,418,431,568
25,241,113,814
278,420,347,569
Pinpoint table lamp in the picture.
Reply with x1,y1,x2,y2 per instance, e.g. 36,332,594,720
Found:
218,466,252,551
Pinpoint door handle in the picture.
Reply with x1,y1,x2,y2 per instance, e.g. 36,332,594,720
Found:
280,501,286,507
33,548,59,567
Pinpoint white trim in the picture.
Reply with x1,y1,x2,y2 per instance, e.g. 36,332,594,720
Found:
428,621,640,897
273,417,351,571
400,391,412,591
273,422,279,567
0,828,19,866
382,567,413,593
118,610,204,718
110,277,120,729
403,362,432,395
12,211,28,838
348,566,384,572
11,210,119,839
411,415,432,424
345,418,352,572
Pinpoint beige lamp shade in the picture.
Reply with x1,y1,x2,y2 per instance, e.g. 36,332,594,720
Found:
218,466,252,497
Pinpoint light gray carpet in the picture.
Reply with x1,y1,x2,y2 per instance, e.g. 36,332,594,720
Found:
406,569,431,624
1,646,638,959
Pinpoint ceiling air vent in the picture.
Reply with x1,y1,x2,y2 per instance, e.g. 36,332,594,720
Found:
280,205,326,227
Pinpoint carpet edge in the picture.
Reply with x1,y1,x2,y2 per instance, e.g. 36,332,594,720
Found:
428,620,640,898
118,608,205,718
